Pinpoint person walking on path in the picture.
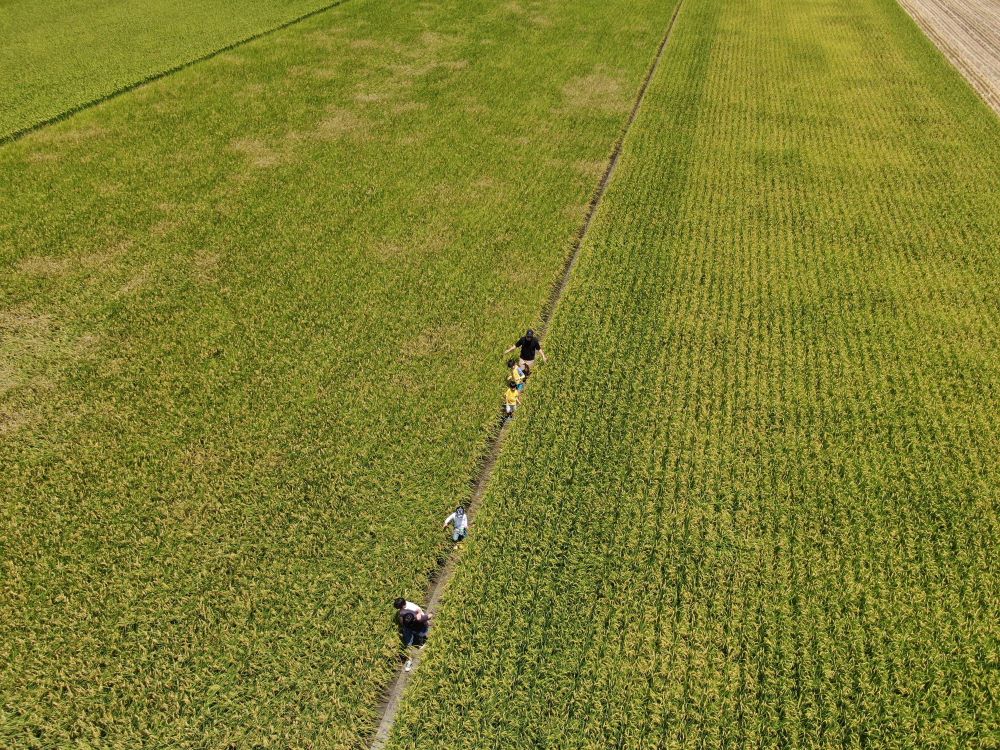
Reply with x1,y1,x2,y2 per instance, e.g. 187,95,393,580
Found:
503,379,521,420
443,505,469,542
393,598,431,671
504,329,548,370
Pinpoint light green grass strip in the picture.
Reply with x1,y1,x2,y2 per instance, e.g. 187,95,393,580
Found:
0,0,353,139
383,0,1000,745
0,0,677,745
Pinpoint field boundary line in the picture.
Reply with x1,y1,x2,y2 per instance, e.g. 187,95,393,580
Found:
367,0,687,746
896,0,1000,114
0,0,358,145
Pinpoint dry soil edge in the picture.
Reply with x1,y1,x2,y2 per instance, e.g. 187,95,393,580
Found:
897,0,1000,113
367,0,688,746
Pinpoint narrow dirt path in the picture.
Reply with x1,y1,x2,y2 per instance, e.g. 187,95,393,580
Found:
898,0,1000,113
367,0,687,747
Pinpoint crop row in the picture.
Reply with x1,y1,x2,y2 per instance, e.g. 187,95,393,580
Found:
384,0,1000,745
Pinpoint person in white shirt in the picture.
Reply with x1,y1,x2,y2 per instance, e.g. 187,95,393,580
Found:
443,506,469,542
393,597,430,671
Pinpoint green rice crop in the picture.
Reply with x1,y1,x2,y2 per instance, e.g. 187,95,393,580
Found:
0,0,344,139
384,0,1000,745
0,0,676,745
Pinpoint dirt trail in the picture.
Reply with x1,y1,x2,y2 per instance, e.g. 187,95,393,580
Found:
366,0,687,747
898,0,1000,113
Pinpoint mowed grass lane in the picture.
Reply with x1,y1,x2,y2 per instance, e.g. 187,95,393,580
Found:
0,0,676,745
385,0,1000,745
0,0,344,139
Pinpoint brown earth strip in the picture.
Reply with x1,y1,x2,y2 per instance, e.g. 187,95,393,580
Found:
366,0,688,746
898,0,1000,112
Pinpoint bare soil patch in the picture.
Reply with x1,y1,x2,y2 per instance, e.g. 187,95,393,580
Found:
17,241,131,278
898,0,1000,112
229,137,285,167
561,67,630,112
313,106,366,139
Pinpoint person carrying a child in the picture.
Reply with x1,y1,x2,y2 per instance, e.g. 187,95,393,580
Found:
393,597,431,671
507,358,528,391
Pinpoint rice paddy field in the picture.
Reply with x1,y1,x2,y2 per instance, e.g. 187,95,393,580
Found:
1,0,675,745
3,0,999,747
0,0,342,139
384,0,1000,745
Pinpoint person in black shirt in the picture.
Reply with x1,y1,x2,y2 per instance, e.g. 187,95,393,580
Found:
504,329,548,369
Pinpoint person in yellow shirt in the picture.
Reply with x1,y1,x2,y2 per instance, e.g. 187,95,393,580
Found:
507,358,528,391
503,379,521,419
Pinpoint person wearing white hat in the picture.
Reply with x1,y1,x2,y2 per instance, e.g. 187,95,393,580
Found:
443,506,469,543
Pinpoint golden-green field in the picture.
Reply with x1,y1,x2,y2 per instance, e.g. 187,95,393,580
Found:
2,0,997,746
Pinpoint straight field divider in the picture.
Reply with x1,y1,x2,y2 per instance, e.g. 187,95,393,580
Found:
0,0,358,145
367,0,687,745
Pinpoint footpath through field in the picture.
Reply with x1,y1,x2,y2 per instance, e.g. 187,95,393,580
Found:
382,0,1000,744
369,0,686,744
0,0,677,746
897,0,1000,112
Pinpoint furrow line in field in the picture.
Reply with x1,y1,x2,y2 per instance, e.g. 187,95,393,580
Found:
366,0,687,746
0,0,356,145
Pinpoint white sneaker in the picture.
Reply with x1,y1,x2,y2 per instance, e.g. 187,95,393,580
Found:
404,658,413,672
